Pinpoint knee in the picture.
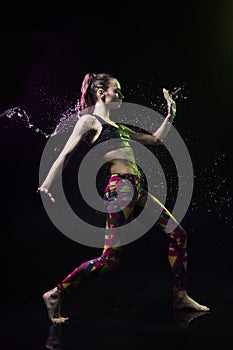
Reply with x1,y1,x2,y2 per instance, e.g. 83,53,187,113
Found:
176,227,187,248
98,251,120,272
98,257,120,274
166,226,187,249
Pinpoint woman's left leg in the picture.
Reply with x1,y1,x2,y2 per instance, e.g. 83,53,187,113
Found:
135,188,210,311
135,189,187,291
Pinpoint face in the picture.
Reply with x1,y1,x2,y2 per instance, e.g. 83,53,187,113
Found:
104,79,124,109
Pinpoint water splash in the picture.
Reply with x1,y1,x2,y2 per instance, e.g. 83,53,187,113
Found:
188,150,233,252
50,99,81,137
150,83,190,113
0,100,81,139
0,106,50,137
191,152,232,216
126,80,190,116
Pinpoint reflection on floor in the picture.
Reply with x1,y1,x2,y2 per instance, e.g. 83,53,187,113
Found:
44,308,211,350
0,263,232,350
0,284,232,350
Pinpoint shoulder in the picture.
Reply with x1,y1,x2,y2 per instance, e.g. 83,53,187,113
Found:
78,113,96,124
74,114,99,132
78,114,100,128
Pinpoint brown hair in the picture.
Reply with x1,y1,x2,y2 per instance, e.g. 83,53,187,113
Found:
80,72,115,113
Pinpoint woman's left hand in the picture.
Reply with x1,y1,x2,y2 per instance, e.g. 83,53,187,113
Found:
163,88,176,120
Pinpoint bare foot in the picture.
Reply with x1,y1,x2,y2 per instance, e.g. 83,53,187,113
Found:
43,287,69,324
173,290,210,312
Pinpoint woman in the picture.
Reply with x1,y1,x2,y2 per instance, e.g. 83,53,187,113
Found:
38,72,210,324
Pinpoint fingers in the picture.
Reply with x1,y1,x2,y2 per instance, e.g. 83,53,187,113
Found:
37,187,55,203
163,88,176,115
47,192,55,203
37,187,47,194
163,88,173,102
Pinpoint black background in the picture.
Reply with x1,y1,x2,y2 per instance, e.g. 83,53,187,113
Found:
0,0,233,344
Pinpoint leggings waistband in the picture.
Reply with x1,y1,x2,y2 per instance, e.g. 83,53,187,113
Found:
110,173,140,181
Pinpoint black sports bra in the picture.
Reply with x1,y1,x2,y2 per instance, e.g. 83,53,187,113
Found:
87,114,131,148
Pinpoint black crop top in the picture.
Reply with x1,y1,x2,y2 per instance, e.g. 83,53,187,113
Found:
87,114,131,148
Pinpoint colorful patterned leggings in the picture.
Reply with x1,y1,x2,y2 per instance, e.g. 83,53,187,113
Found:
57,173,187,293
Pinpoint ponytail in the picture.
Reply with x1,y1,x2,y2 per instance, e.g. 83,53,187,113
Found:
80,73,96,111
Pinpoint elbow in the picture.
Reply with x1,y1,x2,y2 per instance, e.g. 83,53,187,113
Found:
156,138,163,145
55,151,71,168
152,135,162,145
61,147,75,159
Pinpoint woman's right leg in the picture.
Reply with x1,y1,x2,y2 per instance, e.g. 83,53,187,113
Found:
43,244,121,323
54,173,140,294
43,173,138,323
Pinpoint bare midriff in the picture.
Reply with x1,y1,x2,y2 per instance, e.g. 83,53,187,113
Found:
88,120,140,176
103,146,140,176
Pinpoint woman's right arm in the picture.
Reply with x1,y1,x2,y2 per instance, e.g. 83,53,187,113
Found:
37,115,94,201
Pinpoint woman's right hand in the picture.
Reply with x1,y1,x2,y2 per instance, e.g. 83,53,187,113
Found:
37,187,55,203
163,88,176,120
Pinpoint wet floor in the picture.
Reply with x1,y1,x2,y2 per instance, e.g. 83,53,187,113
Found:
1,265,232,350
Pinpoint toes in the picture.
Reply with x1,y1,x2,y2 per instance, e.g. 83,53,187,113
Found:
52,317,69,324
199,306,210,312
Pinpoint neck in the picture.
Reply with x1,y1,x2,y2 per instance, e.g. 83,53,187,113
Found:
93,103,111,122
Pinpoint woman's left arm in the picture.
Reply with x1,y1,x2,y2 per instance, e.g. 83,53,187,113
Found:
122,89,176,145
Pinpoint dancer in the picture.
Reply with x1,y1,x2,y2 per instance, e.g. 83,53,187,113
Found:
38,72,210,323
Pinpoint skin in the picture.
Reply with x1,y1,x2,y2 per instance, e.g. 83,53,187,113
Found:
39,78,210,323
